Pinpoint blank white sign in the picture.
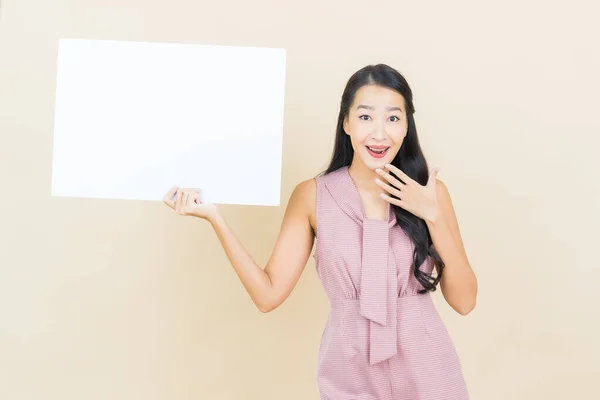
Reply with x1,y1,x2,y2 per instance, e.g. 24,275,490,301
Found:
51,38,286,206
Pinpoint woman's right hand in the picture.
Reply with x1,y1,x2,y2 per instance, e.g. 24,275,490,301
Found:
163,186,219,221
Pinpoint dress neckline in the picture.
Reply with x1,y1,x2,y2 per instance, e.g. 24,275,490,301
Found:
324,166,396,227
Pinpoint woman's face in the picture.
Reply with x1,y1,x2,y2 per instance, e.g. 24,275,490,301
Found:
343,84,408,171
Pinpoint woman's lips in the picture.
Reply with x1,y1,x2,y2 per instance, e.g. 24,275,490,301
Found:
366,145,390,159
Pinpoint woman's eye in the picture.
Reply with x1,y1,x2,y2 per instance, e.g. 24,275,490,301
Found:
359,115,371,121
389,116,400,122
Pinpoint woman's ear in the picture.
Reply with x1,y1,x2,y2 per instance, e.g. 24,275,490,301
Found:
343,116,349,135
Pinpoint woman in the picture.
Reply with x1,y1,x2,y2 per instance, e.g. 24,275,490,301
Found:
163,64,477,400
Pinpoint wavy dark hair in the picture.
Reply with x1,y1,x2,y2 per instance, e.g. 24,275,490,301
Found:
321,63,443,293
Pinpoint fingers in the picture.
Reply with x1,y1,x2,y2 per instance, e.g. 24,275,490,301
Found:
376,167,405,189
375,178,402,199
186,190,197,208
427,167,441,187
383,163,413,185
163,186,178,209
165,187,202,215
182,191,190,214
380,192,404,209
176,189,183,213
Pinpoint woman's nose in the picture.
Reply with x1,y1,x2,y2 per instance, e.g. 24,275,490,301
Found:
371,121,386,140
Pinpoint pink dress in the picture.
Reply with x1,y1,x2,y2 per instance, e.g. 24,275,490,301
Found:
313,166,469,400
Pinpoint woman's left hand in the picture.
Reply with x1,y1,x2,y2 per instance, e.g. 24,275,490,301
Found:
375,163,442,223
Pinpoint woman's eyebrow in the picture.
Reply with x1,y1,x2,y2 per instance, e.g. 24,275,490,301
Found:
356,104,403,112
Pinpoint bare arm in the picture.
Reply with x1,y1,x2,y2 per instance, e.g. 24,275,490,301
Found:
207,179,316,312
427,179,478,315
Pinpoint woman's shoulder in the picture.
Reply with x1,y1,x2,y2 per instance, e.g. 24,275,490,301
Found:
287,168,346,231
290,168,342,211
288,177,317,233
291,177,316,211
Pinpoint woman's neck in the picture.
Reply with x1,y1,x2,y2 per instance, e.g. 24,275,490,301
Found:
348,161,380,195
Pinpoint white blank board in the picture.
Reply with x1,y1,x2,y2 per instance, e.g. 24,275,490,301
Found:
51,38,287,206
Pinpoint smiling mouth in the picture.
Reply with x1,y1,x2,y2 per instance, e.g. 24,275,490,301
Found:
366,146,388,154
366,146,390,158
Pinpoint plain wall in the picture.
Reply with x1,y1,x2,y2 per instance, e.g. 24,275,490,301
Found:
1,0,599,399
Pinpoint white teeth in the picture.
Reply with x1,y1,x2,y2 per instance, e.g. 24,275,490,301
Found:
367,146,388,154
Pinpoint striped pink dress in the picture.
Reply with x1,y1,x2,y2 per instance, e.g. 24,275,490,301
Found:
313,166,469,400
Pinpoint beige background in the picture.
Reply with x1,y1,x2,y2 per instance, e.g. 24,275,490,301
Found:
1,1,599,399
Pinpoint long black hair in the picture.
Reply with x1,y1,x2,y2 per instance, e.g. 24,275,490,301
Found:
321,63,443,293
